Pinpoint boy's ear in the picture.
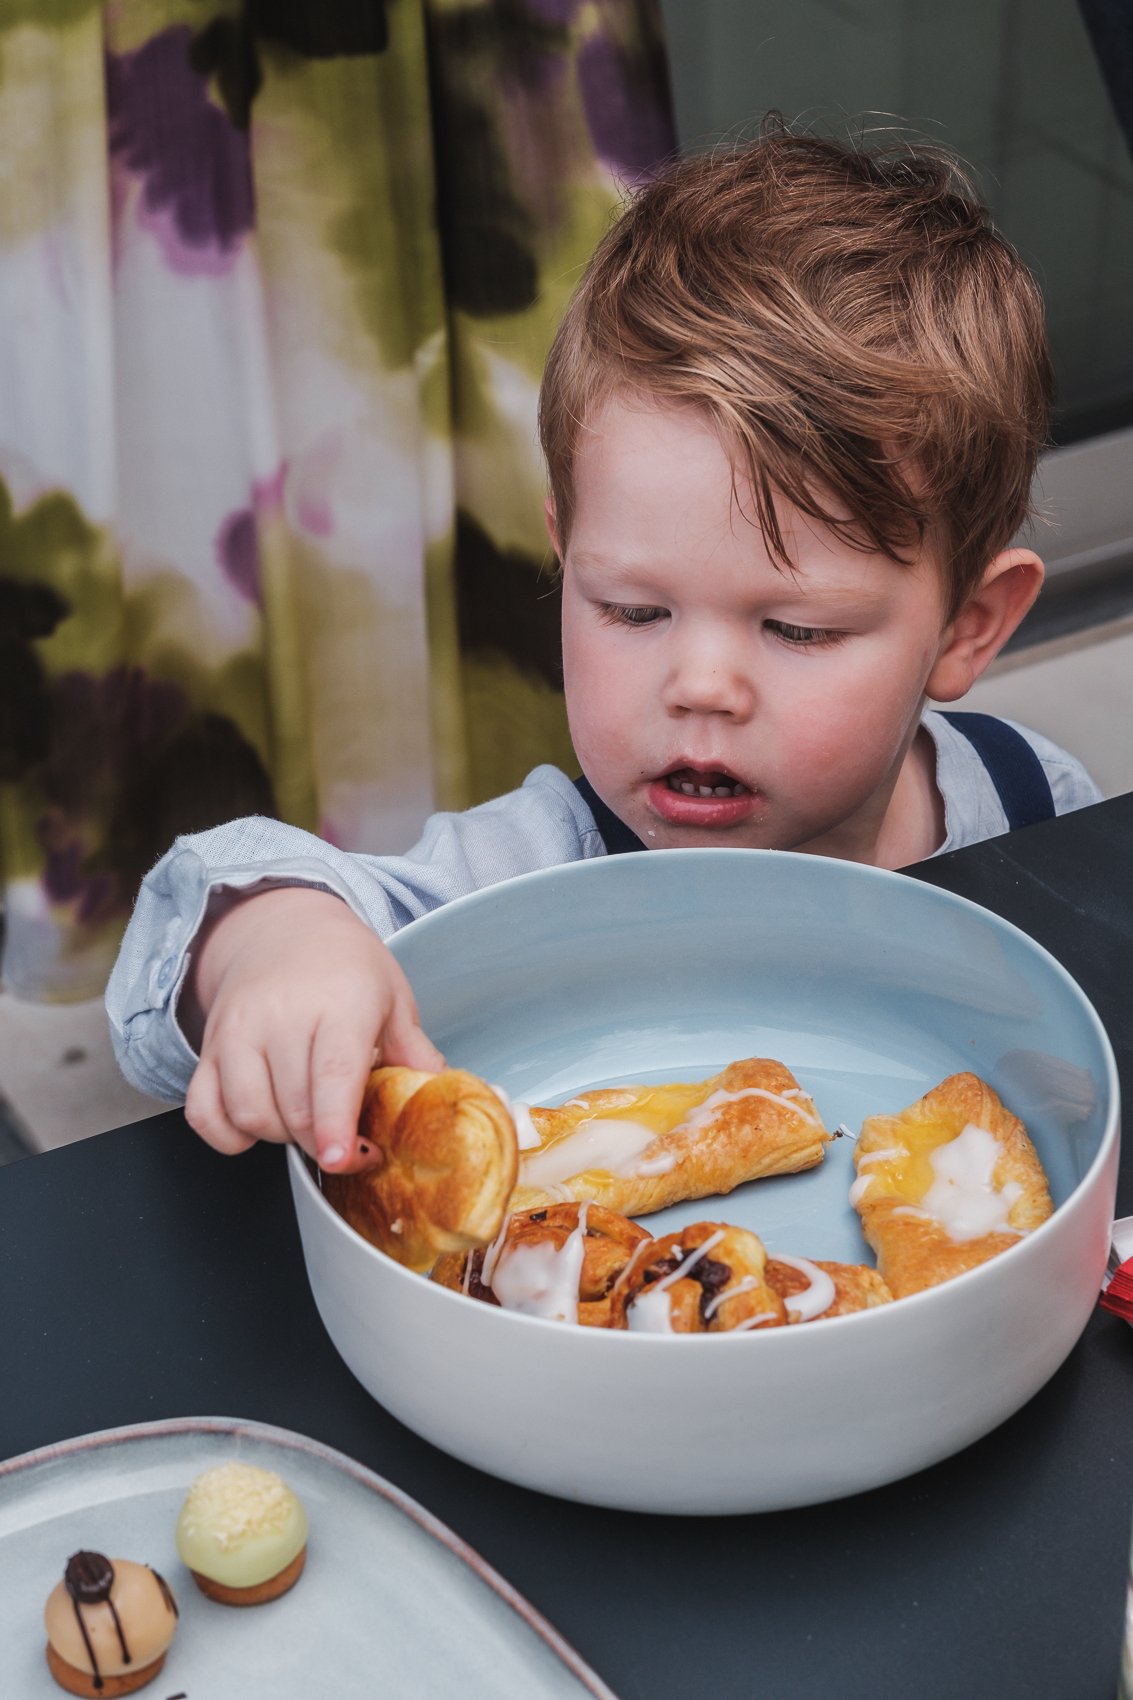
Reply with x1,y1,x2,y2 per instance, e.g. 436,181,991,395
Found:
544,498,562,560
926,548,1044,702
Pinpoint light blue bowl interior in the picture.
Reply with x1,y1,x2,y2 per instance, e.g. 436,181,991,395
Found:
388,850,1116,1265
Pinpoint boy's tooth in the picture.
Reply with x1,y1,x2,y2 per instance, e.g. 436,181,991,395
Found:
697,785,714,797
680,781,696,795
713,785,732,797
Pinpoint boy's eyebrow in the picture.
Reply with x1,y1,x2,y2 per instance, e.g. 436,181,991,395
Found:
570,549,910,611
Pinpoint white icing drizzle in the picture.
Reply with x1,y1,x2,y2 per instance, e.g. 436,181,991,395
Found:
480,1212,513,1288
703,1274,760,1320
849,1147,907,1206
625,1230,727,1330
635,1151,677,1176
486,1203,591,1324
681,1085,821,1133
519,1118,663,1189
921,1123,1024,1242
488,1084,541,1151
729,1310,780,1332
891,1204,930,1219
771,1253,837,1322
848,1174,873,1208
626,1286,674,1333
461,1252,474,1295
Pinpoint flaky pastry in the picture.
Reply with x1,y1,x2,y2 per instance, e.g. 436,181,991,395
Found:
510,1058,828,1217
615,1221,788,1333
765,1255,893,1320
850,1071,1053,1298
433,1203,651,1326
323,1066,518,1271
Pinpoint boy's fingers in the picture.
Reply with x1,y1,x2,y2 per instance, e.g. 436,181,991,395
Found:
308,1019,372,1171
214,1048,290,1146
381,998,446,1074
185,1058,258,1157
263,1031,318,1151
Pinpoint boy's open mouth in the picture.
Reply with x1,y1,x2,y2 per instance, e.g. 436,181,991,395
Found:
663,765,750,799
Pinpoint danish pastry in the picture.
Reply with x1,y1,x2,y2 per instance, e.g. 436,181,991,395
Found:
765,1255,893,1320
850,1072,1053,1298
614,1221,788,1333
433,1203,651,1326
322,1066,518,1271
510,1058,828,1217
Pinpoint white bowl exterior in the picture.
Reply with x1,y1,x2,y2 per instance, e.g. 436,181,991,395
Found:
291,1129,1116,1514
288,851,1120,1514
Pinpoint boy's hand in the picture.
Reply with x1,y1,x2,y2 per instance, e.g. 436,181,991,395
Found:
182,887,444,1173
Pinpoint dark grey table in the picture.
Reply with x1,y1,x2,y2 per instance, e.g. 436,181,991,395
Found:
3,794,1133,1699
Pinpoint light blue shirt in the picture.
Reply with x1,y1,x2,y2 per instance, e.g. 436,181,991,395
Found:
106,711,1101,1105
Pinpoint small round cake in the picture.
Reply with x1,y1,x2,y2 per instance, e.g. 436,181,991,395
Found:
44,1551,179,1697
175,1461,308,1605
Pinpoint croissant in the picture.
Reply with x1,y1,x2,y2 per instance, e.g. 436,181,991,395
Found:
614,1221,788,1333
850,1072,1053,1298
509,1057,828,1217
432,1203,652,1326
322,1067,518,1272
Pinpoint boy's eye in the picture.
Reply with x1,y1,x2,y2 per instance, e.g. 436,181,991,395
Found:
765,620,845,648
597,603,668,627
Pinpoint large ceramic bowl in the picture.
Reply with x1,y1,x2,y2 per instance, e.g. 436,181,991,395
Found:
288,850,1119,1515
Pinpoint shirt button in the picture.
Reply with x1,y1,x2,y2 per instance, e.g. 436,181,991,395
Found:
156,957,175,990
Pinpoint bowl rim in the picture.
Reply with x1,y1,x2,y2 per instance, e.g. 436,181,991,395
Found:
289,846,1120,1342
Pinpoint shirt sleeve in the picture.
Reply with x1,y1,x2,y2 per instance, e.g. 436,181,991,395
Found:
105,765,603,1104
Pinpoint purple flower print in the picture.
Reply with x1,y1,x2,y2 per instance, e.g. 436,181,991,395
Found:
215,466,286,605
106,25,255,275
577,34,677,182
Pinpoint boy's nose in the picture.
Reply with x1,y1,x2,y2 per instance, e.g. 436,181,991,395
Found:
662,635,755,719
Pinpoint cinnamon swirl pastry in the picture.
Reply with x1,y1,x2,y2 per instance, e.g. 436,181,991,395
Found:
510,1058,828,1217
615,1221,788,1333
850,1072,1053,1298
433,1203,651,1326
765,1255,893,1321
323,1066,518,1272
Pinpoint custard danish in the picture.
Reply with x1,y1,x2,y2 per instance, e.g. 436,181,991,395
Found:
850,1072,1052,1298
510,1057,828,1217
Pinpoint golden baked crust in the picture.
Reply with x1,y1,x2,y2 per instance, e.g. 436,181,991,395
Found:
323,1066,518,1271
45,1644,168,1698
433,1203,651,1326
851,1072,1053,1298
188,1545,306,1606
765,1256,893,1319
510,1058,828,1217
615,1221,788,1332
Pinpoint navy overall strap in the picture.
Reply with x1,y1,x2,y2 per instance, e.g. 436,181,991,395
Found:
938,711,1055,831
573,776,647,854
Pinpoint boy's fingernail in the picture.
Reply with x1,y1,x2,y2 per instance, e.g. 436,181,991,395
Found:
321,1144,347,1167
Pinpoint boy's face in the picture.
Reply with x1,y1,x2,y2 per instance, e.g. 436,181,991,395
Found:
556,396,957,864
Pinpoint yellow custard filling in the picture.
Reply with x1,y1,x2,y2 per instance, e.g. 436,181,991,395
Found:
861,1116,972,1205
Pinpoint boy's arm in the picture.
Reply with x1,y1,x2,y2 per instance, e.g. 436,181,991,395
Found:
105,766,603,1108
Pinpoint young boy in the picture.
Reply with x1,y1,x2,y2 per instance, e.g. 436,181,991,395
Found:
106,128,1100,1176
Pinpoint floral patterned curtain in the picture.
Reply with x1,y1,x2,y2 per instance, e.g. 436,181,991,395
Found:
0,0,675,1000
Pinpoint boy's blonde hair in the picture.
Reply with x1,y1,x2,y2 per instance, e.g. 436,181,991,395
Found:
539,126,1052,617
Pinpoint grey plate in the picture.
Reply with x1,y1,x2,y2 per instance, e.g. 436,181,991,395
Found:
0,1416,618,1699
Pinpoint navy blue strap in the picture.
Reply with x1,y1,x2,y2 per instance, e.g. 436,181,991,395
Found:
938,712,1056,831
573,776,647,854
